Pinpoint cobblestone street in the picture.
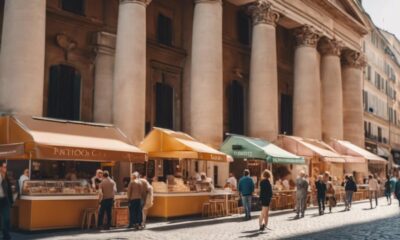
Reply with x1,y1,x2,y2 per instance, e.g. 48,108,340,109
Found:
10,198,400,240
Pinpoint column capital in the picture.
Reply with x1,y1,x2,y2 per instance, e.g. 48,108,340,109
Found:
318,37,343,56
194,0,222,4
248,0,280,27
293,25,322,48
341,49,366,69
119,0,151,6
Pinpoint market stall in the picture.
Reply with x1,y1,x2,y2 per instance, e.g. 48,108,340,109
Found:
277,135,348,184
138,127,229,218
0,115,146,230
220,134,305,187
330,139,387,183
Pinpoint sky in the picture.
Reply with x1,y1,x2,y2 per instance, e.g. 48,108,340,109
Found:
362,0,400,39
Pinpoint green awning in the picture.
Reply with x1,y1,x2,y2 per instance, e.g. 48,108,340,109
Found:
220,135,305,164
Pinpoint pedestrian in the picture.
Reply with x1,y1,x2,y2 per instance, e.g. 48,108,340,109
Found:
384,175,392,205
258,170,273,231
315,175,326,215
295,171,309,219
18,169,29,195
326,179,336,213
368,175,379,209
91,169,103,190
344,175,357,211
97,170,116,230
127,172,145,230
140,176,153,228
395,175,400,207
238,169,255,220
226,172,237,190
0,162,13,240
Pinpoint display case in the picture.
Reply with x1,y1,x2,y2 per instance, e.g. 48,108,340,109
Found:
21,180,96,196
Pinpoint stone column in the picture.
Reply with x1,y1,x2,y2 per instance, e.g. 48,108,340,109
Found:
112,0,150,189
293,25,322,139
93,32,116,124
189,0,223,147
342,49,366,147
318,38,344,143
248,0,280,141
113,0,150,143
0,0,46,115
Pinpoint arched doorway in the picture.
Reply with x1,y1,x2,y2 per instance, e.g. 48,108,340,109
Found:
227,80,245,135
47,64,81,120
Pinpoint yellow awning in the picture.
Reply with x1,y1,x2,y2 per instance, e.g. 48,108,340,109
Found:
139,128,227,162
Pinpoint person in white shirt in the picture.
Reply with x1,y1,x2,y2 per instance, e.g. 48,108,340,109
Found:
368,175,379,209
19,169,30,194
226,173,237,190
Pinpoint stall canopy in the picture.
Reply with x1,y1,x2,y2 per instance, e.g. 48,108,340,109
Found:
277,135,346,163
139,127,227,162
220,135,305,164
331,139,387,164
0,115,146,162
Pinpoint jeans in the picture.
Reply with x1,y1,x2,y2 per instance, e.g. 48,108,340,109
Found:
369,190,378,208
317,195,325,213
345,191,353,209
241,195,252,219
98,198,113,227
129,199,143,226
0,198,11,240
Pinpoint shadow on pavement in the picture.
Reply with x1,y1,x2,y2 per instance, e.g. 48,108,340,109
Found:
281,215,400,240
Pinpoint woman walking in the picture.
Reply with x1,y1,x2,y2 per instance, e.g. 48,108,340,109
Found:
259,170,273,231
384,175,392,205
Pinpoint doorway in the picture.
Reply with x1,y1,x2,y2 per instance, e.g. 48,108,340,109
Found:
155,82,173,129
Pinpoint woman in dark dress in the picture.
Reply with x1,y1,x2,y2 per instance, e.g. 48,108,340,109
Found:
259,170,273,231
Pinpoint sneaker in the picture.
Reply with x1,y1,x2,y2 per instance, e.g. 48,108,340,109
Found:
259,225,265,231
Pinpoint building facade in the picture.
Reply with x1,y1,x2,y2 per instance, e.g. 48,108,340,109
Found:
0,0,369,186
363,22,400,170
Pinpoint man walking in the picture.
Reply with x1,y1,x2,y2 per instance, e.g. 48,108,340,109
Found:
238,169,254,220
368,175,379,209
315,175,326,215
295,171,308,219
98,171,116,230
0,162,13,240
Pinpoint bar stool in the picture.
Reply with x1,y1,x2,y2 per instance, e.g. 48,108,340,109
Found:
228,199,239,214
81,208,98,229
202,202,211,217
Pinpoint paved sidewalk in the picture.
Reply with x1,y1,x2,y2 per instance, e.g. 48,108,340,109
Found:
10,197,400,240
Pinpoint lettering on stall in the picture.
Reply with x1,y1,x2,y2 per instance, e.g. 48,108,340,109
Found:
53,147,103,158
233,151,253,158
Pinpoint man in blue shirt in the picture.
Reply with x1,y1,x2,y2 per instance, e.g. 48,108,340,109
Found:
238,169,255,220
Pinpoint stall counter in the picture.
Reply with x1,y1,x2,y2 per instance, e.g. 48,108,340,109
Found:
147,192,230,219
18,195,98,231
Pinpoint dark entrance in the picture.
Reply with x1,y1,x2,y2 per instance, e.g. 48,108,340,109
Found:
47,65,81,121
228,80,245,135
280,94,293,135
155,82,174,129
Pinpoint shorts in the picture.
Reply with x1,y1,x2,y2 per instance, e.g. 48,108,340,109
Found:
260,200,270,207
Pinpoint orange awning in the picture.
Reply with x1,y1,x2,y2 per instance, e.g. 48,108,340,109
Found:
0,143,25,159
0,115,146,162
330,140,386,164
139,127,227,162
277,135,346,163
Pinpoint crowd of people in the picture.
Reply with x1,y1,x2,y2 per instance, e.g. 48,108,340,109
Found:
234,167,400,232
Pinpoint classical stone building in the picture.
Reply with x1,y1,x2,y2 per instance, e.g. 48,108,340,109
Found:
0,0,369,186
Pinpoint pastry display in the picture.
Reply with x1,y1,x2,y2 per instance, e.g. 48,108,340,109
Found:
22,180,96,196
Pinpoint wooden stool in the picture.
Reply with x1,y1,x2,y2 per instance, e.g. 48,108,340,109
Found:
228,199,239,214
202,202,211,217
81,208,98,229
